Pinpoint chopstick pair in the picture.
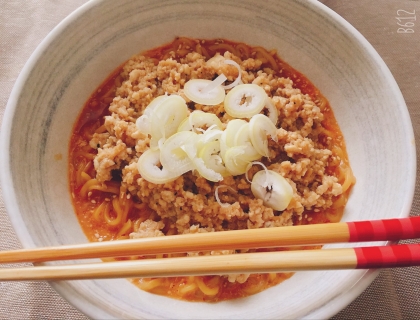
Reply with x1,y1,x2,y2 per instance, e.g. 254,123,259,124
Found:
0,216,419,281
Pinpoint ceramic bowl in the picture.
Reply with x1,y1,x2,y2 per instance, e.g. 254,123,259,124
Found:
0,0,415,319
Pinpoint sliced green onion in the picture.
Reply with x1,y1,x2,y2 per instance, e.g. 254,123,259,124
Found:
182,141,224,182
137,149,179,184
251,168,293,211
233,122,261,161
220,119,248,159
222,59,242,90
184,79,225,105
136,95,170,135
201,74,228,94
215,185,237,208
189,110,223,132
265,97,279,125
224,84,267,118
159,131,197,175
248,114,278,158
223,146,250,176
150,95,188,149
198,141,229,177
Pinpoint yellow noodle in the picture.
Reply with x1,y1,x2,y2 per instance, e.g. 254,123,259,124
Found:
93,201,108,221
179,282,198,295
331,193,347,209
75,161,89,187
101,83,116,100
195,43,203,56
200,45,211,59
176,48,190,57
172,37,196,51
94,124,107,134
208,43,240,57
341,167,355,193
243,279,265,295
318,127,334,139
74,151,96,160
80,179,100,198
80,179,120,198
80,171,91,184
195,277,219,296
113,196,124,215
332,144,345,160
116,219,133,238
336,166,345,184
82,160,93,171
316,95,328,111
138,279,163,291
253,47,278,71
235,43,251,59
103,197,124,226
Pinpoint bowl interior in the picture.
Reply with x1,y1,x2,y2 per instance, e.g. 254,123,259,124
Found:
0,0,415,319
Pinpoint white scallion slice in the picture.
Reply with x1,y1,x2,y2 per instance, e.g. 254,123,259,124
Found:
248,114,278,158
189,110,223,132
215,185,237,208
222,59,242,90
224,84,267,118
245,161,269,184
199,127,223,144
137,149,179,184
201,74,228,94
198,141,229,177
177,117,192,132
223,146,251,176
220,119,248,160
135,114,151,135
160,131,197,175
251,169,293,211
197,127,223,152
265,97,279,125
150,95,188,149
182,141,224,182
136,95,170,135
233,122,262,161
193,157,224,182
184,79,225,105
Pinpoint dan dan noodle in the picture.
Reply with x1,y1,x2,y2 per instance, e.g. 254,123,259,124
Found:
69,37,355,302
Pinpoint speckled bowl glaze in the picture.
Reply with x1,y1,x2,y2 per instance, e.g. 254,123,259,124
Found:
0,0,415,319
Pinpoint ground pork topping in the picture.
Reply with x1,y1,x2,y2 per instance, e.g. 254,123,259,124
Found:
91,48,345,283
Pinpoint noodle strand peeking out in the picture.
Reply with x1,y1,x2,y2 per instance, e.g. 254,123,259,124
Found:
69,37,355,302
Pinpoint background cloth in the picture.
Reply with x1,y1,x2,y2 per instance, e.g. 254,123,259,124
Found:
0,0,419,319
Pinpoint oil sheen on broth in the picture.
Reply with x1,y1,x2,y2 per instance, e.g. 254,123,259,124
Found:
69,37,355,302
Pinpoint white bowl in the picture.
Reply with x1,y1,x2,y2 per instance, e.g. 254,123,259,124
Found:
0,0,416,319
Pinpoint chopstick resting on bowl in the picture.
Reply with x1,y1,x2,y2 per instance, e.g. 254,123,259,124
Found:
0,216,419,281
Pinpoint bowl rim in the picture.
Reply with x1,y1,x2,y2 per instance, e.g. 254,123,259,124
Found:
0,0,416,319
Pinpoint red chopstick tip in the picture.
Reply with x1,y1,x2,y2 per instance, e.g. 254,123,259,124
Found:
347,216,420,242
355,244,420,269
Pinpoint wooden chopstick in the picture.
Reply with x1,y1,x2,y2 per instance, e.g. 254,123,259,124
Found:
1,216,419,264
0,243,419,281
